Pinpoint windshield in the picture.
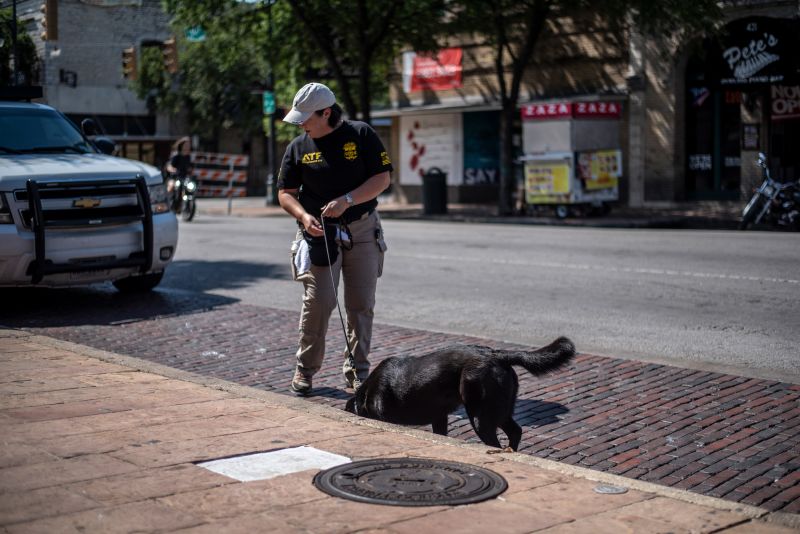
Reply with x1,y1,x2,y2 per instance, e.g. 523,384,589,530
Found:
0,107,95,155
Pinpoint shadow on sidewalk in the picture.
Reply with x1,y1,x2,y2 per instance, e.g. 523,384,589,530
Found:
513,399,570,427
0,285,236,328
164,260,291,292
1,259,291,329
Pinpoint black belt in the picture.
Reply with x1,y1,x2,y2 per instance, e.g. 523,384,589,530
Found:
296,208,375,230
343,207,375,224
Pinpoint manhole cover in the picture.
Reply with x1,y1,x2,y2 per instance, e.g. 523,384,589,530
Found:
313,457,507,506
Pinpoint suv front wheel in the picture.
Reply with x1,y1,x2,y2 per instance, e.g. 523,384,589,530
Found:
112,271,164,293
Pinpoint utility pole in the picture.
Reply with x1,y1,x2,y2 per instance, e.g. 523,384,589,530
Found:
264,1,279,206
11,0,18,86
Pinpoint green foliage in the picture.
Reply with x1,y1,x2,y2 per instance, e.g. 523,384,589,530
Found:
130,0,270,146
144,0,721,153
282,0,445,122
142,0,446,144
0,8,38,86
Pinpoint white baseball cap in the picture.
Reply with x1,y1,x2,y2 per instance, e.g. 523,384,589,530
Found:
282,82,336,125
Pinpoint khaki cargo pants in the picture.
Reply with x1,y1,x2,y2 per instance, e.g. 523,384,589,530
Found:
292,210,386,381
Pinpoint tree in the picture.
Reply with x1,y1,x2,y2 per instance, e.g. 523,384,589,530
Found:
148,0,447,146
133,1,271,149
283,0,444,124
453,0,723,214
0,8,38,87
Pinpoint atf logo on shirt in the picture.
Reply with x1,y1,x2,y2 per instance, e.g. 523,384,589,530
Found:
343,142,358,161
301,152,323,165
380,151,391,166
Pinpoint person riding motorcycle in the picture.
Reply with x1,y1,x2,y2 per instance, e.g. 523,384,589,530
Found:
164,137,196,218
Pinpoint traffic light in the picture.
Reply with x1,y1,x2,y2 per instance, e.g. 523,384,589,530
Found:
122,47,137,81
162,38,178,74
40,0,58,41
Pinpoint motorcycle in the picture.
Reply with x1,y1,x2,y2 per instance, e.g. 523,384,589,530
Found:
739,153,800,231
169,174,197,222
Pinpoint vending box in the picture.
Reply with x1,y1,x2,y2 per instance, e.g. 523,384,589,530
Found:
520,100,623,216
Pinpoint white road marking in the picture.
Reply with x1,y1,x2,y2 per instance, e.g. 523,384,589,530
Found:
398,253,799,285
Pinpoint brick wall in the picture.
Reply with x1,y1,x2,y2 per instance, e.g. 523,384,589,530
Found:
390,14,628,107
641,33,682,202
13,0,170,116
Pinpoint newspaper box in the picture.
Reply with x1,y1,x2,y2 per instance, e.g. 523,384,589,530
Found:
522,150,622,217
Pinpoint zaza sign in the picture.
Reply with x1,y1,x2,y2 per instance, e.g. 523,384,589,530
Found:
521,101,621,120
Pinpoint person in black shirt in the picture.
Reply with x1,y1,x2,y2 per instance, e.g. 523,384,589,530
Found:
164,136,192,194
278,82,392,396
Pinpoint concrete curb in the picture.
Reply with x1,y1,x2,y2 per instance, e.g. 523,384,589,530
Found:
11,327,797,529
193,198,745,230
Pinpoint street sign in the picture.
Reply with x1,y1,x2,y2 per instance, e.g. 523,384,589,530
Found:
185,26,206,42
262,91,276,115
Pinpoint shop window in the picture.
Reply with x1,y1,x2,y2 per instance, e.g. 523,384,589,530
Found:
685,45,741,200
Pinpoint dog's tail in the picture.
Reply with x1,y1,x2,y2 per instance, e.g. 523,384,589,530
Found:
493,336,576,375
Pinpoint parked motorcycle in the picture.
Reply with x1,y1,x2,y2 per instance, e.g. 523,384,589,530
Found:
739,153,800,231
170,174,197,222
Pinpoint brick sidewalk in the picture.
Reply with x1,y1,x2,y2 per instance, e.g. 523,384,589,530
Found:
2,329,797,533
7,301,799,514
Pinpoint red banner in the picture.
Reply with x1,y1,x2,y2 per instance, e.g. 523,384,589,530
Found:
521,101,622,120
410,48,463,92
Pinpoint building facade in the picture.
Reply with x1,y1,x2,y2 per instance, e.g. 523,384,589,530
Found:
379,1,800,209
4,0,178,167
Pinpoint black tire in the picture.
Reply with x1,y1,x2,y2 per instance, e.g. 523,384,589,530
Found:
112,271,164,293
739,195,766,230
182,199,196,221
554,205,569,219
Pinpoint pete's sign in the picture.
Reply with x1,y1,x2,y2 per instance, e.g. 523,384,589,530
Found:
719,17,800,86
723,32,780,81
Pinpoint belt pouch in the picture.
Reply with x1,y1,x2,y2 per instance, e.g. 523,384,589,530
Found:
305,225,339,266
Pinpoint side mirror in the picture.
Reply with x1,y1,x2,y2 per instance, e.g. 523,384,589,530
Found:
81,118,97,136
94,137,116,155
756,152,767,168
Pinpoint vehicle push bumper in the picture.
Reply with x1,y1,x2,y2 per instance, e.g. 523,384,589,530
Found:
0,175,178,287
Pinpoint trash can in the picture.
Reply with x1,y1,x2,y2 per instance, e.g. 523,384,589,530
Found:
422,167,447,215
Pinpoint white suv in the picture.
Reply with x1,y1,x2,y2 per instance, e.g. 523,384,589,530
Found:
0,99,178,292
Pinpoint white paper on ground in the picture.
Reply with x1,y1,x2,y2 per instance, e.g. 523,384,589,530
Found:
196,446,351,482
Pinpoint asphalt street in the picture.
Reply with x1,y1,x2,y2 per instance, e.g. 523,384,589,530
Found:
163,215,800,384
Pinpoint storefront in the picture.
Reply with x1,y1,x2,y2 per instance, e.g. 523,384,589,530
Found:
685,16,800,200
396,107,503,203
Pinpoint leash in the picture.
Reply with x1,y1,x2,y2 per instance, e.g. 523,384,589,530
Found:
320,214,359,390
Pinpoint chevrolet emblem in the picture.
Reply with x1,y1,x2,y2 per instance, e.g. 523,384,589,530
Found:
73,198,101,208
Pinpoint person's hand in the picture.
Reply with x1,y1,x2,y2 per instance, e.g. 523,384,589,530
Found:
300,213,324,237
321,197,347,219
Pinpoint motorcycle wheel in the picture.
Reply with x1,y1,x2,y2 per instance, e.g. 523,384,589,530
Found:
739,195,766,230
182,199,196,222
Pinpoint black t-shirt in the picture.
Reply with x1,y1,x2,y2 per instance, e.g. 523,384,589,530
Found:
170,153,191,177
277,120,393,219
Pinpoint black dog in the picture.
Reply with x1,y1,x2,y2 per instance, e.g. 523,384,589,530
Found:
344,336,575,450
